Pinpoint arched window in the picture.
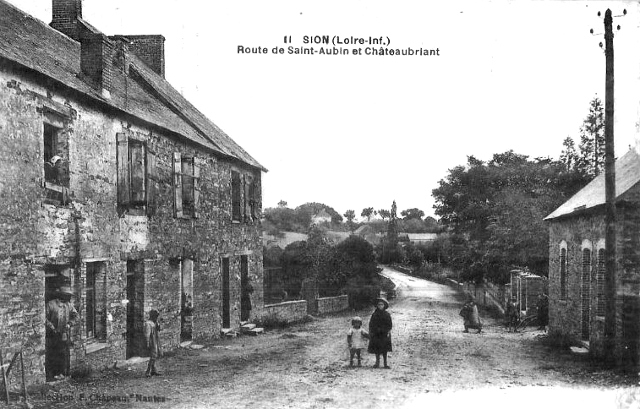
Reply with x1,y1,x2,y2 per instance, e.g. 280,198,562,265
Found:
560,246,567,300
596,248,605,317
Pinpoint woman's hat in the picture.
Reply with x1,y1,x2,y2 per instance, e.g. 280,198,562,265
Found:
149,309,159,319
56,286,74,297
375,297,389,309
351,316,362,323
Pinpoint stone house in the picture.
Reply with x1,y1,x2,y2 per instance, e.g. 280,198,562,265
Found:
0,0,266,385
544,148,640,367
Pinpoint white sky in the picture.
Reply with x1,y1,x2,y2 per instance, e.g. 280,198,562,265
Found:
8,0,640,219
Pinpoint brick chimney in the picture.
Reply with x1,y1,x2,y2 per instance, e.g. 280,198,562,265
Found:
50,0,82,41
124,35,166,78
80,33,114,98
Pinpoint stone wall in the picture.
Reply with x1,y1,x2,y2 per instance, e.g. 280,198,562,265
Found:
262,301,308,323
317,295,349,315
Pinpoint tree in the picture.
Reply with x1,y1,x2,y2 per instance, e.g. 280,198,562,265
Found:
344,209,356,232
277,200,288,208
432,151,586,283
361,207,375,221
378,209,390,221
576,96,605,177
401,208,425,220
560,137,579,172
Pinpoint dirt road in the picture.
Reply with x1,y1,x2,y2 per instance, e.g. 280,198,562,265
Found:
28,267,637,409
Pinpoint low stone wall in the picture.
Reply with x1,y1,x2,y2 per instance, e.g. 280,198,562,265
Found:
262,300,308,323
317,295,349,315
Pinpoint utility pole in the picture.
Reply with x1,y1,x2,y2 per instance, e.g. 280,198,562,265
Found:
603,8,616,366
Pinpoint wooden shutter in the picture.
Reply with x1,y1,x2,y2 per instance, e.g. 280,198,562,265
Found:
116,133,130,205
231,171,241,221
243,174,251,222
173,152,183,218
146,147,157,216
193,157,201,219
130,142,146,204
250,176,259,220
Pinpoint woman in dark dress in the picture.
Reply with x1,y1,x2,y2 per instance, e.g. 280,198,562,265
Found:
368,297,392,369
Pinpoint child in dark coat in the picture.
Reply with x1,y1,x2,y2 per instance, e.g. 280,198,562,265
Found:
368,297,392,369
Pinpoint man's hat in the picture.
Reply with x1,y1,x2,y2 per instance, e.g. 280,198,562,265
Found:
56,286,74,297
375,297,389,309
352,316,362,324
149,309,160,319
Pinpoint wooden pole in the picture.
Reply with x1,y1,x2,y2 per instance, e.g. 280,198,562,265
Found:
20,351,28,403
603,8,617,365
0,349,9,404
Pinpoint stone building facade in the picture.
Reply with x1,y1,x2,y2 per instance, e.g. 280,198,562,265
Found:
545,149,640,369
0,0,266,385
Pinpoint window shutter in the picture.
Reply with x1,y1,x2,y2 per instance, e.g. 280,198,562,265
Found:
146,147,157,216
243,175,251,222
130,143,146,204
173,152,183,218
116,133,130,205
193,157,201,219
250,176,259,220
231,171,241,221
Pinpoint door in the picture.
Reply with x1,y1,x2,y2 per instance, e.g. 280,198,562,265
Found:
240,256,250,321
622,295,640,369
222,257,230,328
126,260,145,358
180,259,194,341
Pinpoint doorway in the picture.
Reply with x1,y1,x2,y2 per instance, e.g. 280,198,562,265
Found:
222,257,230,328
180,258,194,341
126,260,145,358
240,256,250,321
44,265,72,381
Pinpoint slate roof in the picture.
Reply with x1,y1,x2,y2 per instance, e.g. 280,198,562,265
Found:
0,0,266,171
544,149,640,220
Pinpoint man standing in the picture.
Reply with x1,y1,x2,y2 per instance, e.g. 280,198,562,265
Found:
144,310,162,377
536,293,549,331
45,286,77,380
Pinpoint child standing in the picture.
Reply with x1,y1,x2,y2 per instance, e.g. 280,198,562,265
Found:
347,316,368,367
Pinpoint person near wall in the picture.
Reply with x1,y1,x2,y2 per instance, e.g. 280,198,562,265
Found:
505,297,520,333
536,293,549,331
459,294,483,334
241,280,254,321
45,285,78,380
368,297,392,369
144,309,163,377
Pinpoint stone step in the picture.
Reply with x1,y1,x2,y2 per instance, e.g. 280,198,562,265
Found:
221,328,238,338
246,327,264,336
179,340,193,348
240,323,257,333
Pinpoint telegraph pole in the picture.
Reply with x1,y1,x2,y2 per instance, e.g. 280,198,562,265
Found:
603,8,616,365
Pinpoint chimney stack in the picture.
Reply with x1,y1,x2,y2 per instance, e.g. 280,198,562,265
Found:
124,35,166,78
50,0,82,41
81,33,114,98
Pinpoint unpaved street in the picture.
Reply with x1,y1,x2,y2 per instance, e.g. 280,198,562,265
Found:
28,267,636,409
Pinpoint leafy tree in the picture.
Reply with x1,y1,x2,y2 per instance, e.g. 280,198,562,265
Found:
560,136,579,172
361,207,375,221
432,151,588,283
378,209,390,221
296,202,343,225
576,96,605,177
277,200,288,208
401,208,425,220
343,209,356,232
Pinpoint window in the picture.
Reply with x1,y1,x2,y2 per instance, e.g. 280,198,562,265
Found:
231,170,242,222
173,153,201,218
85,262,107,341
43,121,70,204
596,248,605,317
117,133,156,214
560,247,567,300
232,170,259,223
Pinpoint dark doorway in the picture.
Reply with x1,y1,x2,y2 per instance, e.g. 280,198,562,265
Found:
44,265,73,381
581,249,591,341
126,260,145,359
240,256,250,322
222,257,230,328
180,258,194,342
